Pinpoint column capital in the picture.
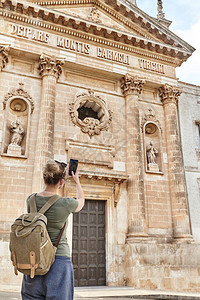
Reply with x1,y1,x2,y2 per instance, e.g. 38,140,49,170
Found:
0,45,9,71
159,83,182,105
38,53,64,79
121,74,145,97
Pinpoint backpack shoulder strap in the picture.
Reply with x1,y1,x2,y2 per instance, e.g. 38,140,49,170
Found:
39,194,62,215
29,193,37,213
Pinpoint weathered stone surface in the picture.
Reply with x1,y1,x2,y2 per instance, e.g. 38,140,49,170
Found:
0,0,199,293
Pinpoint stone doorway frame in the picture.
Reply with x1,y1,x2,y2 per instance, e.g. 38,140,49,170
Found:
64,178,116,286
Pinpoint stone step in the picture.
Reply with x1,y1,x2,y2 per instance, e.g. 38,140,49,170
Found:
74,287,200,300
1,287,200,300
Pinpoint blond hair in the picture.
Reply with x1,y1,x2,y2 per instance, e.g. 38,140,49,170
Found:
43,160,66,185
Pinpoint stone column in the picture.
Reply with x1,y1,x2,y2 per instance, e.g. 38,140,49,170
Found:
159,84,192,240
32,54,64,191
0,45,9,71
121,74,147,242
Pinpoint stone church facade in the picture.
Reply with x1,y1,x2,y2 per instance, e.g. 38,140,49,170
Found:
0,0,200,292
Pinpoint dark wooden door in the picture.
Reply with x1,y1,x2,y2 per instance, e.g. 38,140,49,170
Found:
72,200,106,286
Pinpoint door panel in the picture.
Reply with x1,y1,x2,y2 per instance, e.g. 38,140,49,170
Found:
72,200,106,286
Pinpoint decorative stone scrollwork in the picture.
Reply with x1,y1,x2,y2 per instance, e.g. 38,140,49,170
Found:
121,74,145,97
38,53,64,79
157,0,165,19
3,83,34,113
69,89,112,137
87,7,102,24
141,108,162,132
159,84,182,105
0,45,9,71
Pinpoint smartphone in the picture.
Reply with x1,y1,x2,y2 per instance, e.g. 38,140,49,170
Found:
68,159,78,176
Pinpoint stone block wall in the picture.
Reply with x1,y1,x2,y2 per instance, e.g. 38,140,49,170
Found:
125,242,200,292
0,10,200,291
178,82,200,242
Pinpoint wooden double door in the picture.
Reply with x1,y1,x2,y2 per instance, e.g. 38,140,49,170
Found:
72,200,106,286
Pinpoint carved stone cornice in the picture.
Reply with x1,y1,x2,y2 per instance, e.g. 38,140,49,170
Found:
0,0,194,65
121,74,145,97
31,0,193,52
159,84,182,105
0,45,9,71
78,169,128,183
38,54,64,79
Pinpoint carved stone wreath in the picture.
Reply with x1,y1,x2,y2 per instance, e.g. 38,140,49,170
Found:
69,89,112,137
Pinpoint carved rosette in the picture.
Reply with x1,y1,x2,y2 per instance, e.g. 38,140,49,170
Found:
159,84,182,105
121,74,145,97
38,54,64,79
3,83,34,113
69,89,112,137
0,45,9,71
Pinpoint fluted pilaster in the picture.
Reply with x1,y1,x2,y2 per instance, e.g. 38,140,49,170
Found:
32,54,64,191
121,74,147,242
159,84,192,240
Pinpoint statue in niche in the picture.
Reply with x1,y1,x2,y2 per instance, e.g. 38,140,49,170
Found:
146,141,158,164
9,119,25,146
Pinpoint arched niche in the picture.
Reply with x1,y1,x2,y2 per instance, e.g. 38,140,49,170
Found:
2,83,34,157
141,109,163,174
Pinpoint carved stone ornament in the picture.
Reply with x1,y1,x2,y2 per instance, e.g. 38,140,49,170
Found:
121,74,145,97
141,108,162,132
3,83,34,113
69,89,112,137
157,0,165,19
38,53,64,79
87,7,102,24
159,84,182,105
0,45,9,71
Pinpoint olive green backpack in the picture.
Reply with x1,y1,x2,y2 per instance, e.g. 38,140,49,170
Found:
9,194,65,278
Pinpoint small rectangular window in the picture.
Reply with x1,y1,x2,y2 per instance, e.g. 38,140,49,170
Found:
198,124,200,150
195,121,200,151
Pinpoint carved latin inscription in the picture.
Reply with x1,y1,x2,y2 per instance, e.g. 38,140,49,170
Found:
97,47,129,65
11,24,49,43
57,37,90,55
139,59,165,74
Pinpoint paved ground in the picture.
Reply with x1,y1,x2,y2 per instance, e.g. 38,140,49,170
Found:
0,292,20,300
0,287,200,300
